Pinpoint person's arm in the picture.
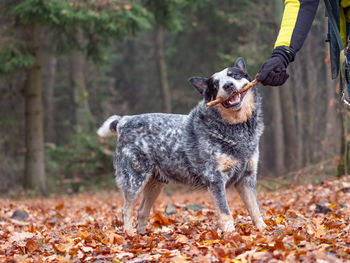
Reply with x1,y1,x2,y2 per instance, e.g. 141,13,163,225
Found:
257,0,320,86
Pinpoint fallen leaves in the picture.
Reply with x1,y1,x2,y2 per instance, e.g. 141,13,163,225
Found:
151,212,174,227
0,176,350,262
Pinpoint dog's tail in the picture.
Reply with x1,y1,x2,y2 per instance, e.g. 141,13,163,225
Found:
97,115,122,137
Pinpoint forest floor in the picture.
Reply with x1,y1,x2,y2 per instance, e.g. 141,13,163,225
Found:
0,175,350,262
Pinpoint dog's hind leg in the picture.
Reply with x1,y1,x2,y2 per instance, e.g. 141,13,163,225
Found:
208,181,235,232
121,189,141,236
137,176,163,234
119,173,147,235
118,150,153,235
235,176,266,231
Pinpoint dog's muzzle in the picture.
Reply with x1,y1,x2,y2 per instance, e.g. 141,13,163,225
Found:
221,89,248,109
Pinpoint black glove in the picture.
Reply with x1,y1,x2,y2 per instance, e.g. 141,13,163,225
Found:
257,47,295,86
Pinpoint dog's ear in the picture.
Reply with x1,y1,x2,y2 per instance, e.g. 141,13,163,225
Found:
234,57,247,73
188,77,208,95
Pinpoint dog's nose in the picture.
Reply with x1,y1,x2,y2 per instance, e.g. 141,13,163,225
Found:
223,82,236,92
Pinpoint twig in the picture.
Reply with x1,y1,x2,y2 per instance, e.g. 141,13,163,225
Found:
206,79,260,109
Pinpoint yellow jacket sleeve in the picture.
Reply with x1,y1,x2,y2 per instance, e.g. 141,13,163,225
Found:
274,0,320,53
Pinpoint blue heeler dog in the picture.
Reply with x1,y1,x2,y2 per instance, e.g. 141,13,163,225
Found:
97,58,266,235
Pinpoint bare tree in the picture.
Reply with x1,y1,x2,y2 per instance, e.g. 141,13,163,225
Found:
270,87,285,174
71,27,92,129
280,80,299,170
24,24,46,194
42,43,57,142
155,25,172,113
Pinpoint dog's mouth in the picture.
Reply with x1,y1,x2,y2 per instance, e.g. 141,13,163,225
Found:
221,90,247,109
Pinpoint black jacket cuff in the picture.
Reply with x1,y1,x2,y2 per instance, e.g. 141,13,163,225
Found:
272,46,296,66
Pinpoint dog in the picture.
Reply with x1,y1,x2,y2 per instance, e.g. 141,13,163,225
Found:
97,57,266,235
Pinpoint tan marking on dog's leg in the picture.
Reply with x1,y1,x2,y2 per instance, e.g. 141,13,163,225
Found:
247,159,256,175
247,150,259,175
236,184,266,230
137,177,163,234
217,90,255,124
216,155,240,172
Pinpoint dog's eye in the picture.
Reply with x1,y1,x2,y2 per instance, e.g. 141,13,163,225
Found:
232,74,242,80
232,72,249,80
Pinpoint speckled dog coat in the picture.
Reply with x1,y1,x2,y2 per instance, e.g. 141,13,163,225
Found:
97,58,266,234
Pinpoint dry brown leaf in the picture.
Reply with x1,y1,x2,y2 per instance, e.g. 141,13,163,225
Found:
1,175,350,262
312,218,326,238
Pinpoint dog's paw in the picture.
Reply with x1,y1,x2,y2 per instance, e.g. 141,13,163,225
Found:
219,214,235,232
221,221,235,232
255,221,267,231
124,227,136,236
137,225,147,235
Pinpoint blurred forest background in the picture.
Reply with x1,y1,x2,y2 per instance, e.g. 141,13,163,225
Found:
0,0,346,196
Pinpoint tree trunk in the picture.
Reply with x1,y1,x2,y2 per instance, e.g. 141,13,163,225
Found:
280,80,299,171
324,48,341,157
24,24,46,195
288,64,304,169
304,38,318,164
43,50,57,142
71,26,92,130
155,25,172,113
271,0,285,174
270,87,285,174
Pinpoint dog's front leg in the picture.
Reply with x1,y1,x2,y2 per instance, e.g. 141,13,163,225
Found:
236,177,266,230
208,182,235,232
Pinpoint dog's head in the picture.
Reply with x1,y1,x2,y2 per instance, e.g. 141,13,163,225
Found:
189,57,256,124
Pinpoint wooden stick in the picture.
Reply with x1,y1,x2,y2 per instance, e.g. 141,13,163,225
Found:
205,79,260,109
